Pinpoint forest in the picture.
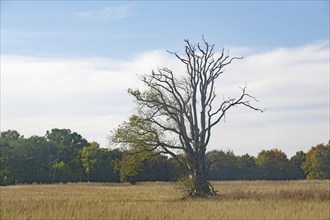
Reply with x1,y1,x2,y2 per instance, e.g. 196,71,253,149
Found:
0,128,329,185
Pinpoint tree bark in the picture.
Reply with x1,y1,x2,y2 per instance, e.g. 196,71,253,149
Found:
191,151,211,196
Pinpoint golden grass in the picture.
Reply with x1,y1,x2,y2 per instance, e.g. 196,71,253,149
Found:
1,181,329,219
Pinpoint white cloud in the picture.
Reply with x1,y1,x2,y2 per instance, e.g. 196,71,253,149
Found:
209,42,329,156
1,42,329,156
0,50,177,146
73,5,131,20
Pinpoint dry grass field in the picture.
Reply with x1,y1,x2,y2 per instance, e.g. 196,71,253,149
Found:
1,180,329,219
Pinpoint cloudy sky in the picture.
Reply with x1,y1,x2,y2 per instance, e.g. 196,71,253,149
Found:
1,1,329,156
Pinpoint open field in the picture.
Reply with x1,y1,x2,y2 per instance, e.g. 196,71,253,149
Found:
1,180,329,219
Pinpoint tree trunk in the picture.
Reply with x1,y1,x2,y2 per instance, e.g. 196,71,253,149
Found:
191,151,212,196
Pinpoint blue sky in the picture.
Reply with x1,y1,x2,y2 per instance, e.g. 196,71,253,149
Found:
2,1,329,57
1,1,329,156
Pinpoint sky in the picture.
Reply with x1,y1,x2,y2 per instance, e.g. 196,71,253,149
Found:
1,1,329,157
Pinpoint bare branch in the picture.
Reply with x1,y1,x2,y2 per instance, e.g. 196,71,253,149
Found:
112,37,264,197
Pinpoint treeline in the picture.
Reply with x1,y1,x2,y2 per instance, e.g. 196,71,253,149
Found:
0,129,329,185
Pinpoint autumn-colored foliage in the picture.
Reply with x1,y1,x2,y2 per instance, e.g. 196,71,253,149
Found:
301,141,330,179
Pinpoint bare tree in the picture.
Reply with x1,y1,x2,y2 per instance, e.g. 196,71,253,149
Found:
112,38,263,197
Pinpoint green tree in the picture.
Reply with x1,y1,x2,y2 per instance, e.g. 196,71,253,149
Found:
237,154,259,180
1,130,29,184
117,152,142,183
81,142,122,182
289,151,306,179
0,142,26,184
117,148,155,183
1,129,125,184
94,148,122,182
46,128,89,181
111,38,263,197
0,140,16,185
256,149,292,180
81,142,99,181
112,115,168,183
0,132,58,184
302,142,330,179
206,150,239,180
133,154,173,182
0,130,23,140
168,154,189,180
51,161,72,183
19,136,58,183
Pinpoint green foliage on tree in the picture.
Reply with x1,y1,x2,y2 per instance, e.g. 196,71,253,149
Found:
97,149,123,182
0,130,24,184
207,150,239,180
0,129,121,185
168,154,189,180
140,155,173,181
46,128,89,181
81,142,100,181
0,130,23,140
0,128,328,185
206,150,259,180
290,151,306,179
20,136,58,183
0,133,58,184
117,152,143,183
0,141,17,185
117,149,158,184
237,154,259,180
256,149,293,180
80,142,123,182
51,161,72,183
111,115,164,183
302,142,330,179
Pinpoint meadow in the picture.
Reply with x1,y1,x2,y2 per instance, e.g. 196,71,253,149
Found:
1,180,329,219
